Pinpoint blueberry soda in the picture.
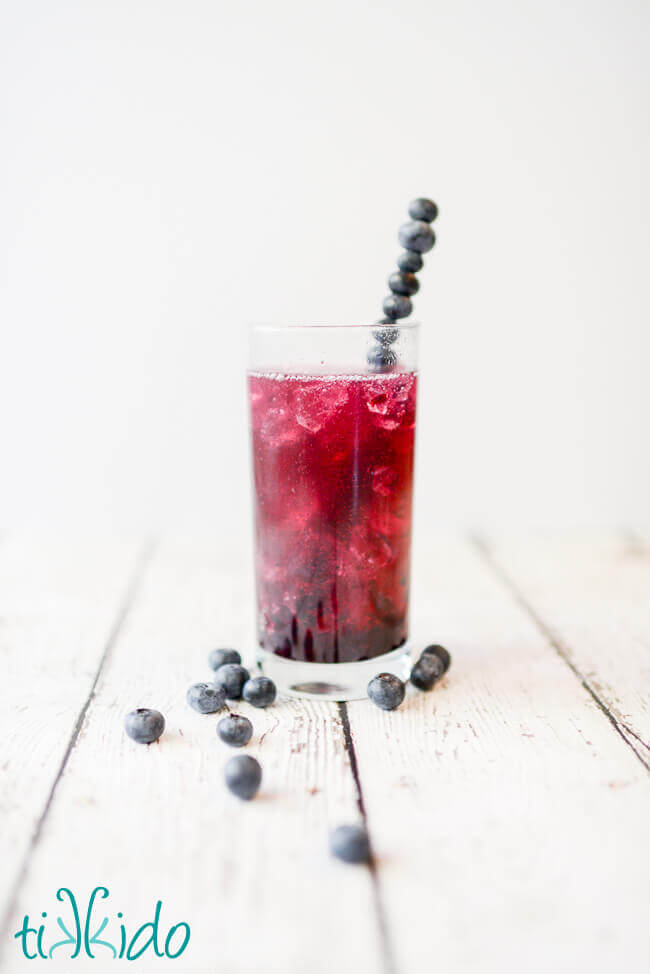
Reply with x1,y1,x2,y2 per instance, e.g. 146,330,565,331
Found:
249,367,417,663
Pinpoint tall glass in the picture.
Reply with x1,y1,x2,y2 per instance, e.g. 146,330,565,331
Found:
248,322,418,699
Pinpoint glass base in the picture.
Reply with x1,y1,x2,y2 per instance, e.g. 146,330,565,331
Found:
256,644,413,701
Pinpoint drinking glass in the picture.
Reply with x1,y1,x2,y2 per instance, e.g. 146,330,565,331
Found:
248,322,418,699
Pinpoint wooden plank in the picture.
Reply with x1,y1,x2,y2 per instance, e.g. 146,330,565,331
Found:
2,540,383,973
478,533,650,766
0,535,144,932
346,538,650,974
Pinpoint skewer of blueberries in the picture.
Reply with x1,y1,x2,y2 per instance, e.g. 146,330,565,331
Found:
368,197,438,372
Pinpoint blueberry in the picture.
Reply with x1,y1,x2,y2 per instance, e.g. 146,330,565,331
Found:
330,825,371,864
389,271,419,297
367,345,397,371
187,682,226,714
242,676,277,708
217,713,253,747
383,294,413,321
397,250,424,273
408,198,438,223
225,754,262,800
398,220,435,254
124,708,165,744
372,325,399,346
367,673,405,710
422,643,451,673
213,663,250,699
410,653,445,691
208,648,241,671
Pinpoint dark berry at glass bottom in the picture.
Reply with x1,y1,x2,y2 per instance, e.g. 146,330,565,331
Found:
249,362,417,698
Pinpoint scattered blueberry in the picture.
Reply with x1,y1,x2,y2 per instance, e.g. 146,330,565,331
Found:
421,644,451,673
367,673,405,711
389,271,420,297
242,676,277,708
382,294,412,320
408,198,438,223
367,345,397,371
397,250,424,273
330,824,371,864
217,713,253,747
187,682,226,714
124,708,165,744
213,663,250,699
225,754,262,800
410,653,445,691
398,220,435,254
208,648,242,671
372,325,399,346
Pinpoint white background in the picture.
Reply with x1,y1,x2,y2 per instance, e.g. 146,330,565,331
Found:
1,0,649,542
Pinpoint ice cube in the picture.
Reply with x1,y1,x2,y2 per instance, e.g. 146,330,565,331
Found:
295,382,349,433
260,406,301,446
365,387,404,430
365,390,390,415
371,412,402,431
347,527,395,569
371,465,398,497
364,374,416,430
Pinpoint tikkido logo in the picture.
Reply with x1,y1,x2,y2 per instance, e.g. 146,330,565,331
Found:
13,886,191,961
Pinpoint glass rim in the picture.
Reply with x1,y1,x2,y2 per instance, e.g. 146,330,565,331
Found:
249,320,420,332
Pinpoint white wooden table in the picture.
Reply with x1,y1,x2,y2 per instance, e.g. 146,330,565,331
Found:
0,534,648,973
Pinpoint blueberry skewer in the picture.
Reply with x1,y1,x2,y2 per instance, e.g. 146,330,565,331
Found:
368,197,438,370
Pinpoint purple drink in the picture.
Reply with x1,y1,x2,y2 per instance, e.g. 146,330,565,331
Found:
249,368,417,666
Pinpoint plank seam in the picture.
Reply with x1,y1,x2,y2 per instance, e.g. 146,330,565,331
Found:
0,538,156,951
471,534,650,772
338,702,399,974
